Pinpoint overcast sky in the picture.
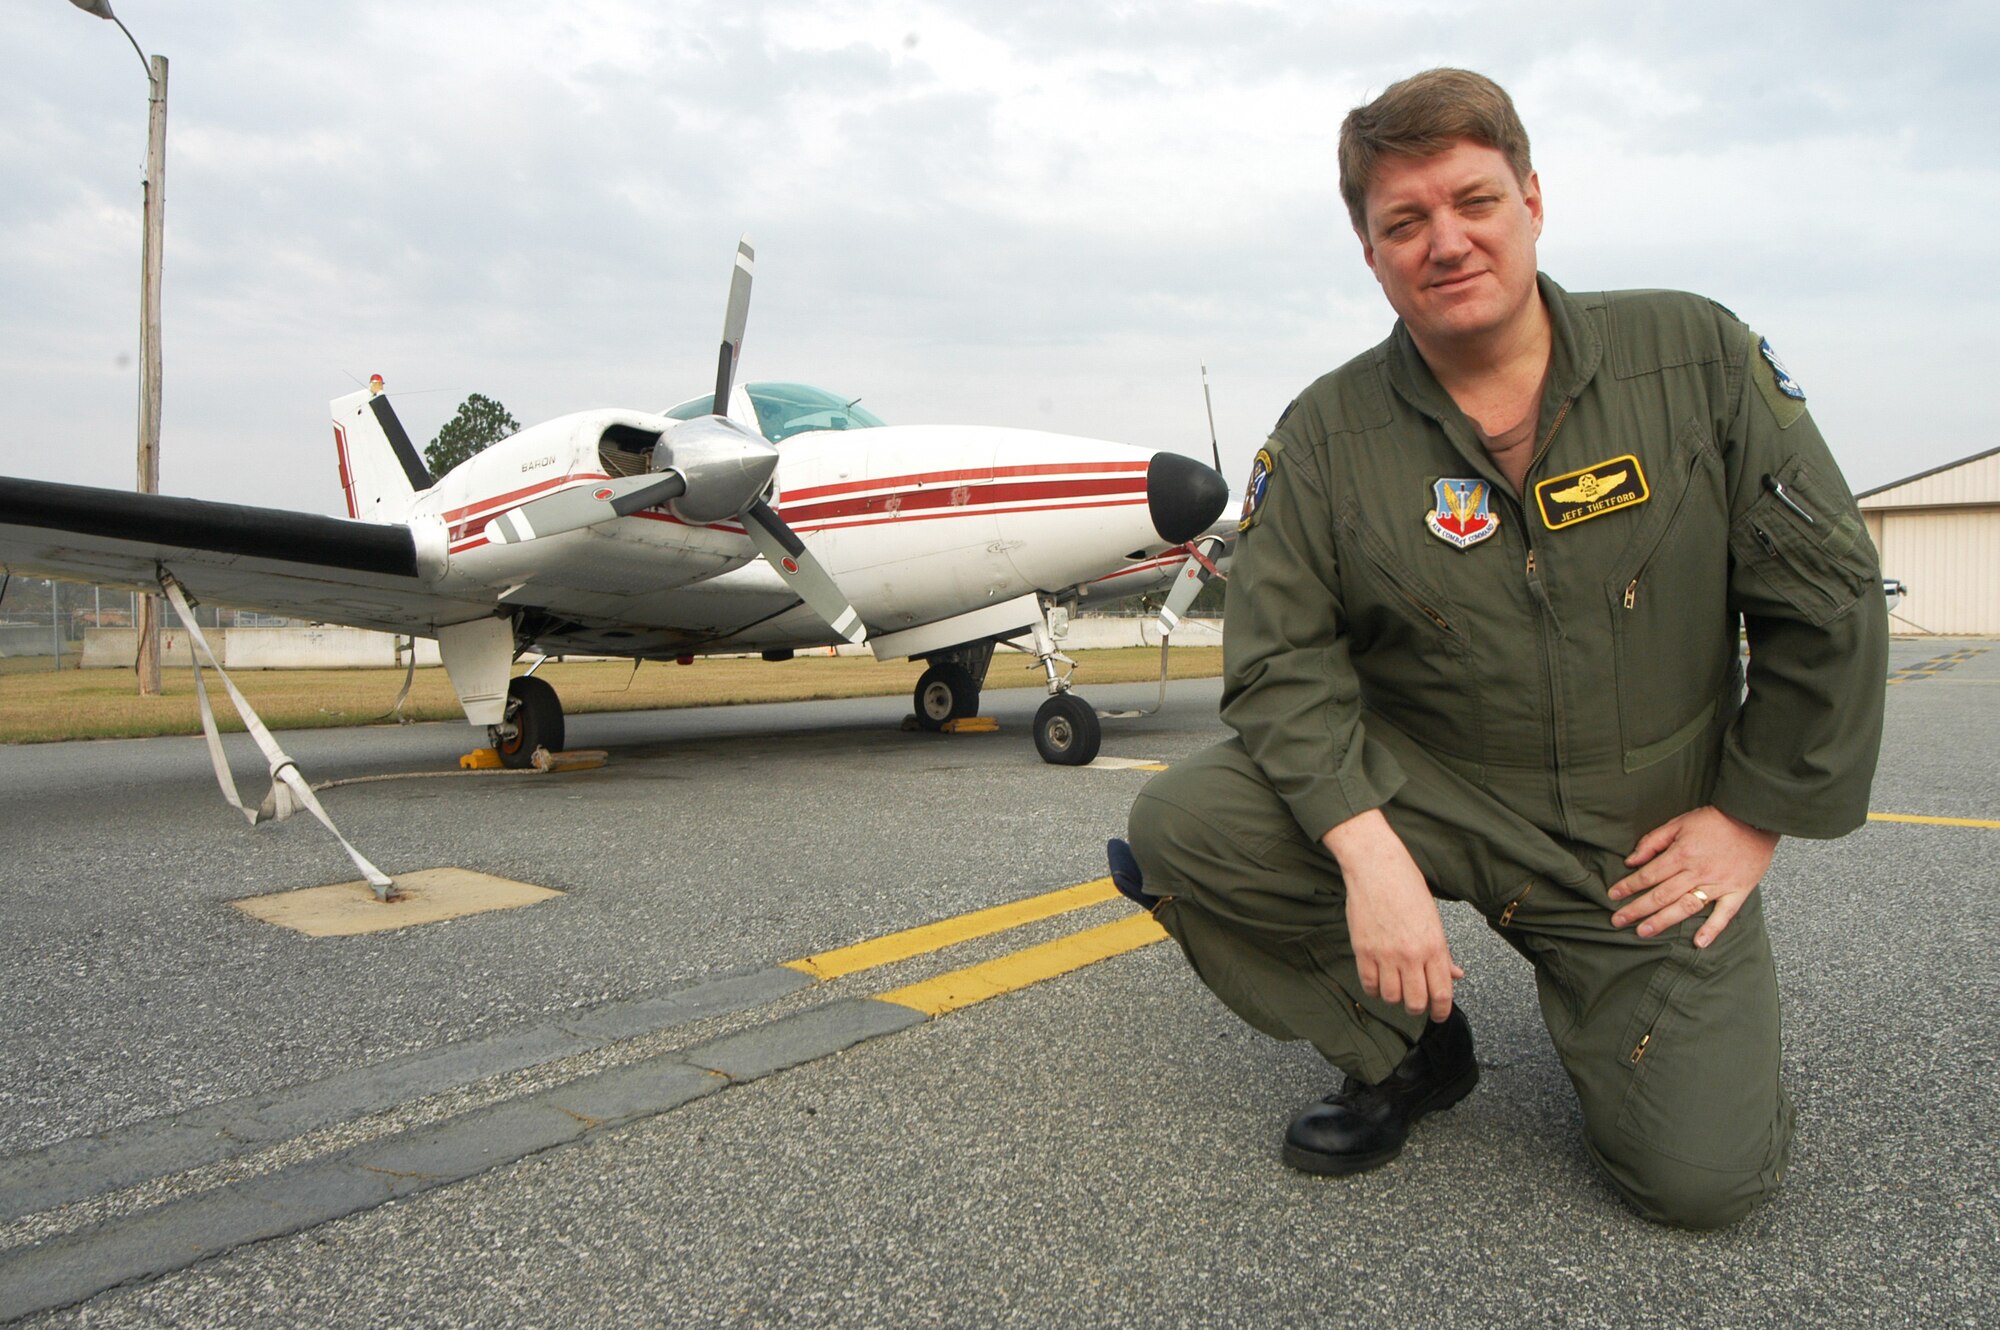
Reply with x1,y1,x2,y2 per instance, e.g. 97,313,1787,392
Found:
2,0,1993,515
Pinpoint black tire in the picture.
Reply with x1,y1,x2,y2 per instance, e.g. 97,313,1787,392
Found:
913,662,980,731
1034,693,1101,766
495,675,564,769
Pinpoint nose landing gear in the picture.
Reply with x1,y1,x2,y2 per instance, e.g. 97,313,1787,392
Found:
1025,600,1101,766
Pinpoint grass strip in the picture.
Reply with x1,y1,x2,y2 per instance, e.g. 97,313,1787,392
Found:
0,647,1222,744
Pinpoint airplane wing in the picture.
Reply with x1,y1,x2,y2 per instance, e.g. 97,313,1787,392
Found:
0,476,494,634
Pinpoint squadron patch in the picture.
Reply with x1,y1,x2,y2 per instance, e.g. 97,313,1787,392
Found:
1238,447,1274,531
1759,338,1805,400
1425,478,1499,549
1534,454,1650,531
1753,335,1809,429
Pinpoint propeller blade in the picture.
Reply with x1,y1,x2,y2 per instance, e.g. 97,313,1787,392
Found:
713,235,755,416
740,498,867,645
482,472,688,545
1157,536,1225,635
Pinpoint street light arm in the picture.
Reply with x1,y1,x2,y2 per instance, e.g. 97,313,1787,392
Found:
66,0,155,89
112,17,156,92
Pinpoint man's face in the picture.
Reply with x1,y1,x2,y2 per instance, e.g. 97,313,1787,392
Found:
1358,139,1543,350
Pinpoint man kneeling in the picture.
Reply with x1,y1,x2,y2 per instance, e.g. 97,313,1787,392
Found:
1117,67,1885,1229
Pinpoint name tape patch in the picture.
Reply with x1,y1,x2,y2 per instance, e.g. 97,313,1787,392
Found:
1535,454,1650,531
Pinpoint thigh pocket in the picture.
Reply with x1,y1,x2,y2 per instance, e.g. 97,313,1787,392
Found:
1611,937,1784,1171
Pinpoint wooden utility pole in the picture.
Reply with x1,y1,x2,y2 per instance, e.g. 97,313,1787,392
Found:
134,53,167,695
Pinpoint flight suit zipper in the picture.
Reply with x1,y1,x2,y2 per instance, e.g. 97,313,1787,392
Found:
1521,396,1576,838
1350,528,1461,638
1499,882,1532,927
1619,451,1702,611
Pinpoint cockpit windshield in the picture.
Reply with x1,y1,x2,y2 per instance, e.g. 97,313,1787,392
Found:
664,382,887,443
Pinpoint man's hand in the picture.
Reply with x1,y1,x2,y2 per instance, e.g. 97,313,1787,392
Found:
1323,809,1463,1020
1608,806,1780,949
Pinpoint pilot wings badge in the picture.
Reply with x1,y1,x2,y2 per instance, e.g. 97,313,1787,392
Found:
1425,477,1498,549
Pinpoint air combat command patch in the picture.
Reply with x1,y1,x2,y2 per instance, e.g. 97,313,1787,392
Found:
1534,454,1650,531
1238,447,1274,531
1426,478,1499,549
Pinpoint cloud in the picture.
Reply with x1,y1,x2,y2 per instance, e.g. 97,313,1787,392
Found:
1,0,1992,509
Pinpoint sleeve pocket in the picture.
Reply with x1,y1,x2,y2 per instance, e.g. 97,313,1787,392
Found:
1728,455,1877,626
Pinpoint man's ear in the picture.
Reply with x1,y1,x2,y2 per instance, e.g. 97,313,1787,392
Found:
1358,223,1377,274
1523,170,1543,238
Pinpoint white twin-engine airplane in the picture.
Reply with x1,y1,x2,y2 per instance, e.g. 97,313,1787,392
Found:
0,239,1229,768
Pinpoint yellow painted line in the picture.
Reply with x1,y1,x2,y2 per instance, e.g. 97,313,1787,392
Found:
784,878,1122,980
874,913,1168,1017
1868,812,2000,829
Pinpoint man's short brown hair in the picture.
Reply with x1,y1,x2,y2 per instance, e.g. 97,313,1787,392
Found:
1338,68,1533,234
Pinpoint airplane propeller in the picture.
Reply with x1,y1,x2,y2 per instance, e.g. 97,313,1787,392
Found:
707,236,867,645
479,234,867,646
1156,535,1225,635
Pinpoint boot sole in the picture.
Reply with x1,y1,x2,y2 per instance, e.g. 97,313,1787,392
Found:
1280,1061,1481,1177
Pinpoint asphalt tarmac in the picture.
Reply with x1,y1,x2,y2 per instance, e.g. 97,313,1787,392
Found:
1,641,1995,1327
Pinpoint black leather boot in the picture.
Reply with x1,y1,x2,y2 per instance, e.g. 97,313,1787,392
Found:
1105,837,1156,909
1282,1006,1479,1175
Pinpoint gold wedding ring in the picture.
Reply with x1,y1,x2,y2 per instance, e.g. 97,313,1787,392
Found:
1689,889,1710,906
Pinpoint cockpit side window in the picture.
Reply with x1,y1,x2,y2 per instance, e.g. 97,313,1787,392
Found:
660,383,887,442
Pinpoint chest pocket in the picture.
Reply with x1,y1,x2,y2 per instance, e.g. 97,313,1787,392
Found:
1334,498,1484,771
1607,418,1733,771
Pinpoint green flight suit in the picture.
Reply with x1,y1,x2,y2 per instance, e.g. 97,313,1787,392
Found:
1128,276,1887,1229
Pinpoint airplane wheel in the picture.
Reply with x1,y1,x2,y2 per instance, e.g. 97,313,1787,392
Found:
1034,693,1100,766
913,662,979,732
496,675,564,769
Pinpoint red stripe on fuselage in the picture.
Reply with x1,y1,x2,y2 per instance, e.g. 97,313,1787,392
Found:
777,476,1145,527
782,460,1149,504
443,468,1150,546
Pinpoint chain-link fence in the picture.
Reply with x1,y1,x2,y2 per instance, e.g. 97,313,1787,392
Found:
0,576,295,672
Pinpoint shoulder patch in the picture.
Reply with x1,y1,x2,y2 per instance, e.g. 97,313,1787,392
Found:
1753,336,1809,429
1238,447,1275,531
1759,338,1805,400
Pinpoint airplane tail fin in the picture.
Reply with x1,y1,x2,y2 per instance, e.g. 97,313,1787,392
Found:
331,383,434,522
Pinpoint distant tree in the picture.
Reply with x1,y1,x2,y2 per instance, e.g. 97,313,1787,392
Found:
425,393,521,475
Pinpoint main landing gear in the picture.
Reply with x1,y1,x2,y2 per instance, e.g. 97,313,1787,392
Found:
492,673,565,769
912,646,987,731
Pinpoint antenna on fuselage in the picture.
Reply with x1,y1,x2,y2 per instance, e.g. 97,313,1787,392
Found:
1200,364,1224,474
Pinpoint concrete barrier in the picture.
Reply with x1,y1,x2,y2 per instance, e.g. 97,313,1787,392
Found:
1044,615,1222,650
83,627,441,670
82,627,204,668
0,625,71,658
831,615,1222,657
76,615,1222,669
224,627,441,669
